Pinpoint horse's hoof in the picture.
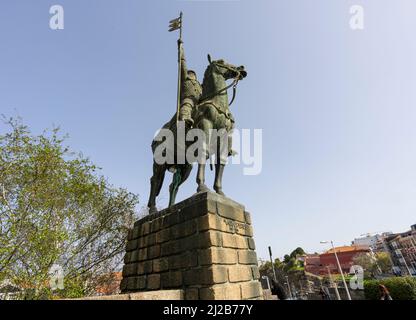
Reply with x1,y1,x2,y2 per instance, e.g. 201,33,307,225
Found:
197,184,209,193
148,206,158,215
215,188,225,196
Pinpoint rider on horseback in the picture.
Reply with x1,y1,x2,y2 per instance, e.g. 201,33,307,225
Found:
147,43,247,212
178,39,202,128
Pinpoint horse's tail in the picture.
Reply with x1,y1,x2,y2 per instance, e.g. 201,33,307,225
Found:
151,114,178,154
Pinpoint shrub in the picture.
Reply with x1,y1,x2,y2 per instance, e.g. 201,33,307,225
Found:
364,277,416,300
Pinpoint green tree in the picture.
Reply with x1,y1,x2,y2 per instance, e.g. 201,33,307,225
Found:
290,247,305,259
0,117,138,299
259,258,286,282
352,253,375,278
281,247,306,272
375,252,393,274
283,255,291,264
352,252,393,279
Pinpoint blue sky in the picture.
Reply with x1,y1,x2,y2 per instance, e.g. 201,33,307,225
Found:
1,0,416,260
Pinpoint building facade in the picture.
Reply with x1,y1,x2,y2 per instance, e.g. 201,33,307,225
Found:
353,234,382,249
305,245,370,276
382,224,416,276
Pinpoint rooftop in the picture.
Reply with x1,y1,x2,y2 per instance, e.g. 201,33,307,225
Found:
324,245,369,254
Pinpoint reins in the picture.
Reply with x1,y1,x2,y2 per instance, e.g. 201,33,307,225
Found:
198,63,241,107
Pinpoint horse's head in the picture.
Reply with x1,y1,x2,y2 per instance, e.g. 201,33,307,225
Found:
207,54,247,81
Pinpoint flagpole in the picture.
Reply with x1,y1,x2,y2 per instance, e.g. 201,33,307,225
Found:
176,12,183,123
179,11,183,41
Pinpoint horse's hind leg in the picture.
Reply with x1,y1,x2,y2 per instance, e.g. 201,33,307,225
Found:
147,162,166,214
168,164,192,207
168,168,181,207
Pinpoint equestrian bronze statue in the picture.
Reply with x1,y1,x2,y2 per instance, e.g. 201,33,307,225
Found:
147,14,247,214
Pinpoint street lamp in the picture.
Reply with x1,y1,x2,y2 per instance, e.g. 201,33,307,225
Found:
320,240,352,300
268,246,278,282
326,266,341,300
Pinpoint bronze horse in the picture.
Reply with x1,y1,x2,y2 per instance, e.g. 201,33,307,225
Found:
147,56,247,214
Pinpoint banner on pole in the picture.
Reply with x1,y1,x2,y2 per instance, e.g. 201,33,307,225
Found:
168,16,181,32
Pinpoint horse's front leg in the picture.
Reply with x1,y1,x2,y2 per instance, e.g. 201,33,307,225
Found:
213,163,225,196
197,162,209,193
196,119,212,193
213,131,228,196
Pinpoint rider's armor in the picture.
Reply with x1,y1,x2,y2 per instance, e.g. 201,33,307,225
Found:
179,45,202,126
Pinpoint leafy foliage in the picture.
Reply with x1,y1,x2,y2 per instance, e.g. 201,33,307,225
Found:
352,252,393,279
375,252,393,273
259,247,306,280
290,247,305,259
0,117,138,299
364,277,416,300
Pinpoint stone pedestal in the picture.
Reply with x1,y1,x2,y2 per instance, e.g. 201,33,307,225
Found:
120,191,263,300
